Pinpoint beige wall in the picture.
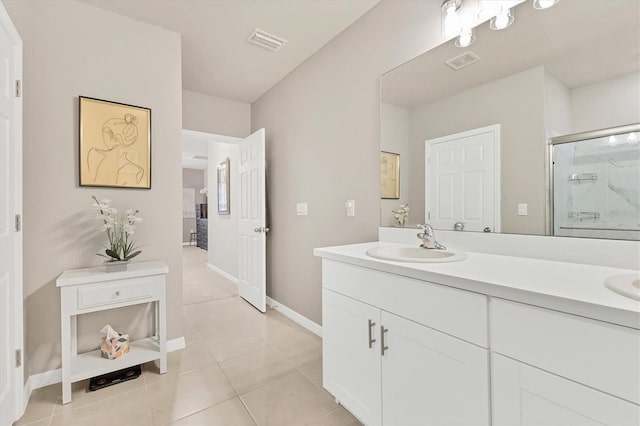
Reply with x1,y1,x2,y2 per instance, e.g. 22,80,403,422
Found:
408,67,547,235
5,0,183,377
207,142,240,278
251,1,455,324
380,103,410,227
544,69,573,138
571,72,640,133
182,168,205,243
183,89,251,138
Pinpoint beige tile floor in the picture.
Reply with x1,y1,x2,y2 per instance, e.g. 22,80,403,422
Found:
17,247,360,426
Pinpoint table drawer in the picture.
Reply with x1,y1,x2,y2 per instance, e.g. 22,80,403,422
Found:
492,298,640,404
77,277,156,310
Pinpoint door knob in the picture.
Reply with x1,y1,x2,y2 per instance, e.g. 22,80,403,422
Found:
254,227,270,233
483,227,492,233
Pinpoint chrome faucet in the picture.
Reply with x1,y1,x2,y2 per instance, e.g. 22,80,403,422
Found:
417,224,446,250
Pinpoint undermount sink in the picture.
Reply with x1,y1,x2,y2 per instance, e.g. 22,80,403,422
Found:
365,245,467,263
605,274,640,301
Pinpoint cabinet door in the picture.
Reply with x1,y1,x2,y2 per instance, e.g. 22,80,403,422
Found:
493,353,639,426
381,311,490,425
322,289,381,425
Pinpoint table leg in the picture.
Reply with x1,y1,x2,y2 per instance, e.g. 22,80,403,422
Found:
159,290,167,374
61,310,72,404
70,315,77,356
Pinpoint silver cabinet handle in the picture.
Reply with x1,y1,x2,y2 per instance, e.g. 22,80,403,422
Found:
380,325,389,356
114,290,121,297
368,319,376,348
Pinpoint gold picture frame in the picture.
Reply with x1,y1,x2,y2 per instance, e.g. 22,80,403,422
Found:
380,151,400,199
79,96,151,189
217,158,230,215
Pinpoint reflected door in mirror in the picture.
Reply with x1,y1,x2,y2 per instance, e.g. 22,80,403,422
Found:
426,125,500,232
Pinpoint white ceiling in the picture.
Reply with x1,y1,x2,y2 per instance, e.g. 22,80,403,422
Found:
382,0,640,109
82,0,380,103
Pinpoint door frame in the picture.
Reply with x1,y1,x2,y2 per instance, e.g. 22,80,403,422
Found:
0,1,24,422
425,124,501,232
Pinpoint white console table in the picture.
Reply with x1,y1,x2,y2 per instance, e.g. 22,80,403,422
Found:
56,261,169,404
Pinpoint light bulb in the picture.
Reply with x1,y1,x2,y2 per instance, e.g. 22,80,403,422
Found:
489,8,514,30
444,6,462,38
628,133,638,144
608,135,617,146
533,0,559,10
455,28,476,47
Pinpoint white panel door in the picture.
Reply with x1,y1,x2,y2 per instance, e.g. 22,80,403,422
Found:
322,289,381,426
238,129,266,312
0,3,22,425
426,125,500,232
381,311,490,425
493,353,639,426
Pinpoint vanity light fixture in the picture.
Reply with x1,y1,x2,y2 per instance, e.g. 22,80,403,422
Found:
608,135,618,146
442,0,463,38
533,0,559,10
455,28,476,47
628,133,638,144
489,7,514,30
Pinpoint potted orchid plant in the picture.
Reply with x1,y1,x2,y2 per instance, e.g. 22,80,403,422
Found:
92,196,143,271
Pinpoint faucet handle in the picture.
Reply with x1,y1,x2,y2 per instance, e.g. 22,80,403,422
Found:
417,223,434,234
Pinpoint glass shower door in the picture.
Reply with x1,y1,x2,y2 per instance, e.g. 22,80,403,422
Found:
551,126,640,241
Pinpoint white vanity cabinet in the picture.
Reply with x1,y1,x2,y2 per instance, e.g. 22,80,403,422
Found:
491,299,640,426
322,289,382,425
493,354,639,426
322,260,490,426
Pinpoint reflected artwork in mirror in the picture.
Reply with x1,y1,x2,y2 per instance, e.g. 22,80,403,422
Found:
380,0,640,240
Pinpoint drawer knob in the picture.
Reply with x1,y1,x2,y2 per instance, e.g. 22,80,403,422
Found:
114,290,121,297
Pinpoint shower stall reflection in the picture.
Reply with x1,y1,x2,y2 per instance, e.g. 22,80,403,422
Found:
551,124,640,241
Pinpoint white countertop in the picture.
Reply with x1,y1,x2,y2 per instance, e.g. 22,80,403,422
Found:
56,260,169,287
314,242,640,329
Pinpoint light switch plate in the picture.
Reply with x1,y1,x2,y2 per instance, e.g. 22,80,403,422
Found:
517,203,528,216
296,203,308,216
346,200,355,217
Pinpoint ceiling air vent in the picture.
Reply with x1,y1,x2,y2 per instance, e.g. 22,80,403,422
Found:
246,28,287,52
445,51,480,71
192,155,208,160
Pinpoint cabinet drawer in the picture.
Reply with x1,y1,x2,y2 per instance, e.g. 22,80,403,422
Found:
492,298,640,404
322,260,488,347
77,277,156,310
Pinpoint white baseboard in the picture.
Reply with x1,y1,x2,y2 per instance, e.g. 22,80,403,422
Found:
167,336,186,352
206,262,239,284
182,242,190,246
23,336,186,411
266,296,322,337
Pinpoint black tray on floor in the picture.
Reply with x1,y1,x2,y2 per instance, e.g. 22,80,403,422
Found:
88,364,142,392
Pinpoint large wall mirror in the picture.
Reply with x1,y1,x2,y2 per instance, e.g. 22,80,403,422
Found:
380,0,640,240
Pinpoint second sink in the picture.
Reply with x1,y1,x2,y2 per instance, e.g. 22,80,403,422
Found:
366,245,467,263
605,274,640,301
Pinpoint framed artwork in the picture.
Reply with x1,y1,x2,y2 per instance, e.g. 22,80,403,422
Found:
79,96,151,189
380,151,400,199
217,158,230,215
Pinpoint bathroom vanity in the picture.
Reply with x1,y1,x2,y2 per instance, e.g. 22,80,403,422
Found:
314,242,640,426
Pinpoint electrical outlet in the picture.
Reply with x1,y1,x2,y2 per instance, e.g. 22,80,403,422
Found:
296,203,308,216
517,203,528,216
